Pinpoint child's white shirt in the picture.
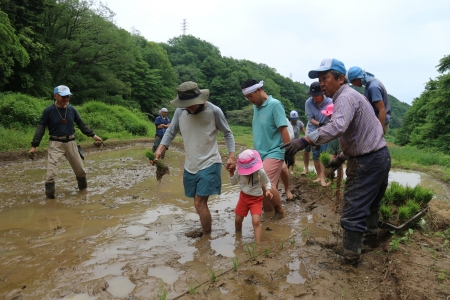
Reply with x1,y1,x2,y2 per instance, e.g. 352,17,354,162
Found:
230,167,271,196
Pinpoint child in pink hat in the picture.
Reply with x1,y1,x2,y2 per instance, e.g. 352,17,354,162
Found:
229,149,273,244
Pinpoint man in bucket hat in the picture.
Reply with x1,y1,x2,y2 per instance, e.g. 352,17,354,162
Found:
152,81,236,237
28,85,103,199
281,58,390,266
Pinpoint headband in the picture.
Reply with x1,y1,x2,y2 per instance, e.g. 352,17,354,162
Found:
242,81,264,95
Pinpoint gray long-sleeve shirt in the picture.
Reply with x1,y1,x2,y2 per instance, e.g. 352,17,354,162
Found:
161,102,235,174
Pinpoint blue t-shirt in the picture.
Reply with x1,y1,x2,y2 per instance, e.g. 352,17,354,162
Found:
252,96,287,161
305,96,333,133
155,115,171,138
365,79,391,124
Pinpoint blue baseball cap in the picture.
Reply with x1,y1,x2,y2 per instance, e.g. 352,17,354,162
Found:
54,85,72,96
347,66,363,82
308,58,347,79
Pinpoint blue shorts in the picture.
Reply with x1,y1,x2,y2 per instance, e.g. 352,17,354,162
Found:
183,163,222,197
312,143,328,161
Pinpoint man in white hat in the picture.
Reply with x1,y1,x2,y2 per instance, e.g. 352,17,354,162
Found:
28,85,103,199
152,107,171,158
152,81,236,236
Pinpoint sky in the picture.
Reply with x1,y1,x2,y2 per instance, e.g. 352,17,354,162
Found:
103,0,450,105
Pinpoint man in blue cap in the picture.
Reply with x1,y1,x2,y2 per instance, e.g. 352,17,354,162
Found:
347,67,391,134
29,85,104,199
281,59,391,265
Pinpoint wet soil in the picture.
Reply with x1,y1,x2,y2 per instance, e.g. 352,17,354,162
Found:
1,142,449,300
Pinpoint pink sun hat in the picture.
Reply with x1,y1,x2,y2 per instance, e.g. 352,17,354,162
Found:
321,103,334,117
237,149,263,176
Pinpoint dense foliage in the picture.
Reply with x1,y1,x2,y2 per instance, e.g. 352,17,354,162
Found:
1,0,408,127
395,54,450,153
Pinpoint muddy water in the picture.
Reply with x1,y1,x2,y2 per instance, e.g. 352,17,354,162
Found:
1,145,448,300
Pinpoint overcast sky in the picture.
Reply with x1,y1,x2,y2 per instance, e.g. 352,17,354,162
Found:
104,0,450,105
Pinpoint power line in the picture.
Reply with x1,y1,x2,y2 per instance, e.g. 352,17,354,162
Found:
181,19,189,35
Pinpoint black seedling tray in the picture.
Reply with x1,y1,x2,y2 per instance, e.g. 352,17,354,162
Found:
378,206,429,234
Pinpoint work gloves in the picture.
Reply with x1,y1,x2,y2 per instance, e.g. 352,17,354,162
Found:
325,155,345,171
319,122,326,127
281,137,310,157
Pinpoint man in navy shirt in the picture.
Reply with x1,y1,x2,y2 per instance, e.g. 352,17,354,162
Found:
152,108,171,158
347,66,391,134
28,85,103,199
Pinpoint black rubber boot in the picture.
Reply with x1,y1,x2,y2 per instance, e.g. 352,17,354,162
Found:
76,176,87,190
343,229,363,266
45,182,55,199
363,212,379,248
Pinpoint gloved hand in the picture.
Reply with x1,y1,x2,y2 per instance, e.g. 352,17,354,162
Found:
325,155,345,171
319,122,325,127
281,137,310,157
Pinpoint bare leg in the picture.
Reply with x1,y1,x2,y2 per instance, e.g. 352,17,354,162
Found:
235,214,244,231
301,151,310,175
252,214,262,244
313,160,329,186
194,195,212,235
289,156,295,174
280,163,293,200
267,188,284,219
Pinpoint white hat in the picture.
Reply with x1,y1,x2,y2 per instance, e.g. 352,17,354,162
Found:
289,110,299,120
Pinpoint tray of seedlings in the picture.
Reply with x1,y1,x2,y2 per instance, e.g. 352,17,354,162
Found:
377,182,434,234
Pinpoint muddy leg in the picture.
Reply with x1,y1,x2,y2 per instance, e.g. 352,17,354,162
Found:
251,214,262,244
194,195,211,235
280,163,293,200
301,151,309,175
235,215,244,232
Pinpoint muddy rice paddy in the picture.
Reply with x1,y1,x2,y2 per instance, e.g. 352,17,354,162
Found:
1,142,450,300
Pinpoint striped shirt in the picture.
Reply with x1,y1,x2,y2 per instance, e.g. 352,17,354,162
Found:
307,84,386,157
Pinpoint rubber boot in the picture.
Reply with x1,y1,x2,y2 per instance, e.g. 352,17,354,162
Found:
343,229,363,266
363,212,379,248
45,182,55,199
76,176,87,190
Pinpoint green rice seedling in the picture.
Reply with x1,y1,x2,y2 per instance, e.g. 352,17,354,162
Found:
412,185,434,204
158,285,168,300
302,228,310,238
379,204,392,220
281,241,285,250
145,150,170,181
398,205,411,221
390,182,407,206
382,188,394,205
245,243,256,259
290,237,296,245
406,200,420,215
232,257,239,271
210,267,216,282
389,232,400,251
264,249,270,257
319,152,331,166
188,281,197,295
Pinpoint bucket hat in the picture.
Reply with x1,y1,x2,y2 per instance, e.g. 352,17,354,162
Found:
237,149,263,176
170,81,209,108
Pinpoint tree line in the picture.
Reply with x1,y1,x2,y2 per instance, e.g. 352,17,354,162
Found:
1,0,408,129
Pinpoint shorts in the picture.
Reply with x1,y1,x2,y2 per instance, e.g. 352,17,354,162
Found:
183,163,222,197
262,158,283,187
312,143,328,161
235,191,263,217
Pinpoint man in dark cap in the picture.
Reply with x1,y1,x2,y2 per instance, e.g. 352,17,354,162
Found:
282,59,391,266
152,81,236,236
305,81,333,186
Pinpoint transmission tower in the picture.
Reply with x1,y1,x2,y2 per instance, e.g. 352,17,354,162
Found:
181,19,189,35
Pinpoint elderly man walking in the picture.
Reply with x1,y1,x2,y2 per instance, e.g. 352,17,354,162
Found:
152,107,171,158
347,67,391,134
282,59,390,265
29,85,103,199
152,81,236,236
241,79,288,219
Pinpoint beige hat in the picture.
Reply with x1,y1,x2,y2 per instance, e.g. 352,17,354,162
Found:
170,81,209,108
